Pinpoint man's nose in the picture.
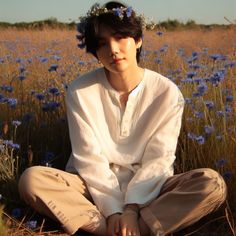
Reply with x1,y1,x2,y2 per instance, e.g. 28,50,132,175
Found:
108,40,119,55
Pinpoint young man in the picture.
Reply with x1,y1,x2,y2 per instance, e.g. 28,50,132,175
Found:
19,2,227,236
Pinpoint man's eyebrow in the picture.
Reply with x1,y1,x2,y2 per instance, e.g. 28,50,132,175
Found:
97,32,121,40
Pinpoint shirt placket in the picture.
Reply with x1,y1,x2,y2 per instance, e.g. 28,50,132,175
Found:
120,100,133,138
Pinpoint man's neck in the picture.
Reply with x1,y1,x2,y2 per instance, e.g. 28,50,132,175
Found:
105,67,144,94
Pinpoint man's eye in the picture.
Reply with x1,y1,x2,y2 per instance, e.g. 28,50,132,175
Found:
115,35,123,40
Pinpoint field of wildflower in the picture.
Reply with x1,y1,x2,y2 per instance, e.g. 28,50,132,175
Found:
0,27,236,235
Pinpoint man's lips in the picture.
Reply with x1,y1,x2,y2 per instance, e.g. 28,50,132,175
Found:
112,58,124,64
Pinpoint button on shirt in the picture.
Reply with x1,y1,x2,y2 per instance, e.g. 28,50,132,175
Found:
65,67,185,217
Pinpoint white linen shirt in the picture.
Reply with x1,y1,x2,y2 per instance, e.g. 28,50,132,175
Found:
65,67,184,217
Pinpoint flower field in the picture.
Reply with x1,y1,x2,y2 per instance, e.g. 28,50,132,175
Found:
0,27,236,235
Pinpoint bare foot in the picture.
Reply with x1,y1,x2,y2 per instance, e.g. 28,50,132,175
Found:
139,217,150,236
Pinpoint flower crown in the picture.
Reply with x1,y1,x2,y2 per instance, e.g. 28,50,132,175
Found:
76,3,146,49
87,3,133,20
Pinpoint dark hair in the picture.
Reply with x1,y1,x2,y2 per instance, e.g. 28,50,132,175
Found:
77,1,144,63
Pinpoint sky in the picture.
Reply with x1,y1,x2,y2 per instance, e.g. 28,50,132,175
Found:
0,0,235,25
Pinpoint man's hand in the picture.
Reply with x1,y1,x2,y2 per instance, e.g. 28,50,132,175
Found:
107,213,121,236
120,210,140,236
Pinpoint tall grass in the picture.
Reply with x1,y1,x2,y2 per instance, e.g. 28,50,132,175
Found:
0,206,8,236
0,27,236,235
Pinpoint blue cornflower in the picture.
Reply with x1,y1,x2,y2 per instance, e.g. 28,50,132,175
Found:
187,55,198,64
76,34,84,41
192,92,201,97
193,83,208,97
1,85,13,92
52,55,61,61
205,100,215,110
125,6,133,17
215,159,226,168
48,64,58,72
0,58,4,63
225,105,232,114
194,111,204,119
6,85,13,92
210,70,225,85
78,60,85,65
31,90,36,96
226,95,234,102
12,120,22,126
19,66,26,73
197,83,208,95
18,75,26,81
15,58,23,63
113,8,123,19
187,71,197,78
194,78,204,84
154,58,162,64
3,140,13,146
181,77,194,84
78,43,86,49
35,93,45,101
26,220,37,229
39,57,48,63
42,151,55,166
224,61,236,68
216,111,225,117
11,143,20,149
7,98,17,108
159,45,169,53
4,140,20,149
11,208,22,218
184,98,192,104
222,171,233,180
204,125,215,134
210,54,226,61
192,52,198,57
42,101,60,112
0,96,7,104
48,87,60,95
156,31,163,36
195,135,205,145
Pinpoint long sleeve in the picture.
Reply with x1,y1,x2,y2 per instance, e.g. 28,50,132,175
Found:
125,89,184,205
65,85,124,217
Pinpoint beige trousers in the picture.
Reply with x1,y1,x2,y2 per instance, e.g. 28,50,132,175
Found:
18,166,227,235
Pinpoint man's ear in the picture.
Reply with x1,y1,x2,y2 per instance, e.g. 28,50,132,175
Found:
136,37,142,49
